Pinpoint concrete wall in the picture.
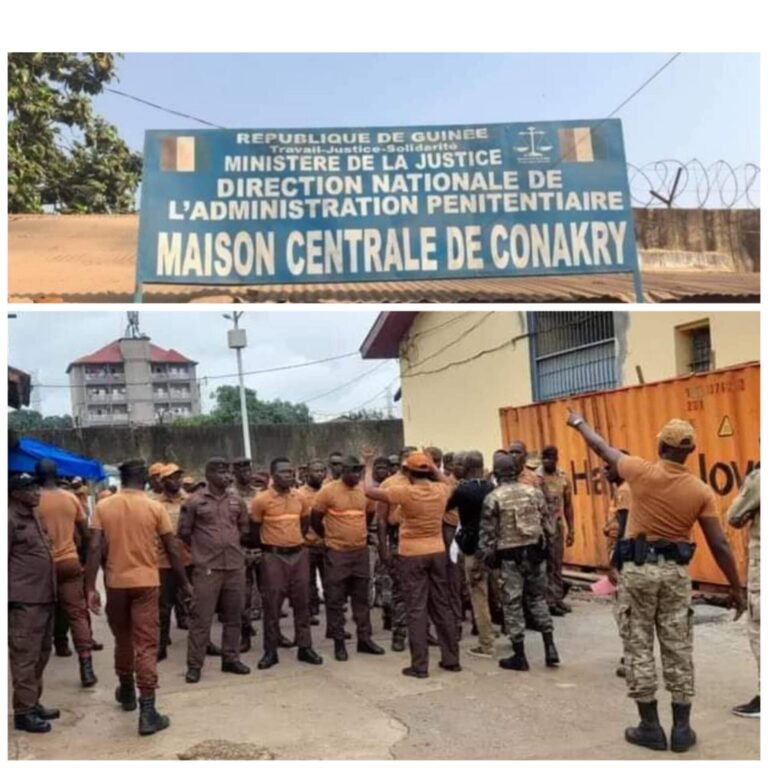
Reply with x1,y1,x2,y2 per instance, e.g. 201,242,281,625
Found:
398,312,532,464
25,419,404,476
635,208,759,272
619,311,760,387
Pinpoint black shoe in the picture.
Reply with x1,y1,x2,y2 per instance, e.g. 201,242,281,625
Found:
33,704,60,720
116,677,138,710
438,661,462,672
240,633,252,654
357,639,385,655
297,647,323,665
157,646,168,662
138,695,170,736
556,601,572,614
549,605,567,617
55,644,73,658
391,636,406,653
334,640,348,662
671,702,697,753
176,619,189,630
222,660,251,675
206,643,222,657
625,700,668,751
14,712,51,733
427,632,439,647
310,616,320,626
383,613,392,631
402,666,428,679
278,634,296,649
185,668,201,684
79,656,98,687
542,632,560,667
732,695,760,718
90,640,104,651
499,639,529,671
258,650,279,670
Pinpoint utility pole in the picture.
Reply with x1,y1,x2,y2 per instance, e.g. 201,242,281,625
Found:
385,383,393,419
224,312,252,460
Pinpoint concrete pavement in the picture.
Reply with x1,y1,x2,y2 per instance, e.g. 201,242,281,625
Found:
7,593,760,760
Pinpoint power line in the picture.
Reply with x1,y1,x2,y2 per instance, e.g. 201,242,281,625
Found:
103,86,226,129
299,360,390,405
605,53,682,119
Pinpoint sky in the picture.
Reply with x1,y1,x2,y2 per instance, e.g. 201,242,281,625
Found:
8,310,401,420
88,52,760,207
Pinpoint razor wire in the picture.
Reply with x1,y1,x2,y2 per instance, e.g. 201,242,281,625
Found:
627,160,760,209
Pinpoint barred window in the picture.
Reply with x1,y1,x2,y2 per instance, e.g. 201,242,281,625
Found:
530,312,618,401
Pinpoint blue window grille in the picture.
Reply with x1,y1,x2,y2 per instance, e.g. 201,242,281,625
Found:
529,312,618,401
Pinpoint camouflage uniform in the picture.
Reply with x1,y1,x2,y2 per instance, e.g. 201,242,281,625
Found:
478,481,552,640
536,466,571,606
617,559,694,703
727,468,760,680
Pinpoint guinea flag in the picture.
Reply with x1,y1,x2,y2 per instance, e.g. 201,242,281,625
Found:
558,127,596,163
160,136,196,172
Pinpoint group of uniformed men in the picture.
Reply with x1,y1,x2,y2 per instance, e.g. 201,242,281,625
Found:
8,414,759,753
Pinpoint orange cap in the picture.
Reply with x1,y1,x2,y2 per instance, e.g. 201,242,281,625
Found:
160,463,183,479
404,452,433,472
148,463,166,478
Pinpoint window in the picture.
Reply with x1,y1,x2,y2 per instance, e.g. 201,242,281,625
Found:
675,322,712,374
529,312,618,401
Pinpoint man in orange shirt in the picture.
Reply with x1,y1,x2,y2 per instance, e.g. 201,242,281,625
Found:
311,456,386,661
568,412,745,753
364,449,460,679
85,459,192,736
156,463,193,660
35,459,97,688
299,459,328,625
251,457,323,670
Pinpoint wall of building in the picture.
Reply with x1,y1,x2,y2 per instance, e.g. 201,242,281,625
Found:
398,312,532,464
620,311,760,387
25,419,404,476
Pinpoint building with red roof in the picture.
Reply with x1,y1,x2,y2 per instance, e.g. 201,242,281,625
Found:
67,336,200,426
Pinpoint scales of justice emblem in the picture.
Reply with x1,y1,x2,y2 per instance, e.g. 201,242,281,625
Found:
514,126,553,159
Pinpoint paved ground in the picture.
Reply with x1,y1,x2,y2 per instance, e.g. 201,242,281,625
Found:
8,592,760,760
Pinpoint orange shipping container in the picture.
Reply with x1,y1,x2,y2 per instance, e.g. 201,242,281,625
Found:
499,363,759,588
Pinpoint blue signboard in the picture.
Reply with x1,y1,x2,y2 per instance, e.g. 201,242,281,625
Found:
136,120,642,299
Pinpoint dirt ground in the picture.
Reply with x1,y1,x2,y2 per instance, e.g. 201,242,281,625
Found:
7,592,760,761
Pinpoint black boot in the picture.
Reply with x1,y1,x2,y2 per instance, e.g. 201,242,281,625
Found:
383,608,392,631
115,676,137,711
221,659,251,675
297,647,323,665
625,700,668,751
357,638,386,655
79,655,98,687
391,634,406,652
157,645,168,662
55,641,73,658
334,639,348,661
240,628,252,653
33,704,60,720
14,712,51,733
499,639,530,671
258,650,279,670
542,632,560,667
138,695,170,736
670,702,697,753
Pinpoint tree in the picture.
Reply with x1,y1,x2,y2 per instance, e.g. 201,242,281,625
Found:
336,408,387,421
172,386,313,426
8,53,142,213
7,410,74,431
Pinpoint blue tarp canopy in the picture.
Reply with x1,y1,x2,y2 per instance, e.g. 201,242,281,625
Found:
9,437,106,481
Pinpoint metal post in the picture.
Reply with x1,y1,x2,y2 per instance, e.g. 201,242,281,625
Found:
226,312,252,460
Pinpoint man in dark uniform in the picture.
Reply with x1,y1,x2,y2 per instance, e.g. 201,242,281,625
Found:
8,473,59,734
85,459,192,736
299,459,328,625
232,456,261,652
251,457,323,669
180,457,252,683
568,412,745,753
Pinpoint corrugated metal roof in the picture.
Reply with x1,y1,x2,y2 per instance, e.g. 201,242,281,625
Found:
8,214,760,304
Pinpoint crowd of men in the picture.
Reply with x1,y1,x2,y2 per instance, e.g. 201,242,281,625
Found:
8,414,760,753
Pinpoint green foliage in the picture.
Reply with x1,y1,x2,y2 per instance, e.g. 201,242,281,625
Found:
172,385,313,426
8,53,142,213
337,408,387,421
8,409,74,431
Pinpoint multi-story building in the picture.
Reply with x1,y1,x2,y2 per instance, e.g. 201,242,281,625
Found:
67,336,201,427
